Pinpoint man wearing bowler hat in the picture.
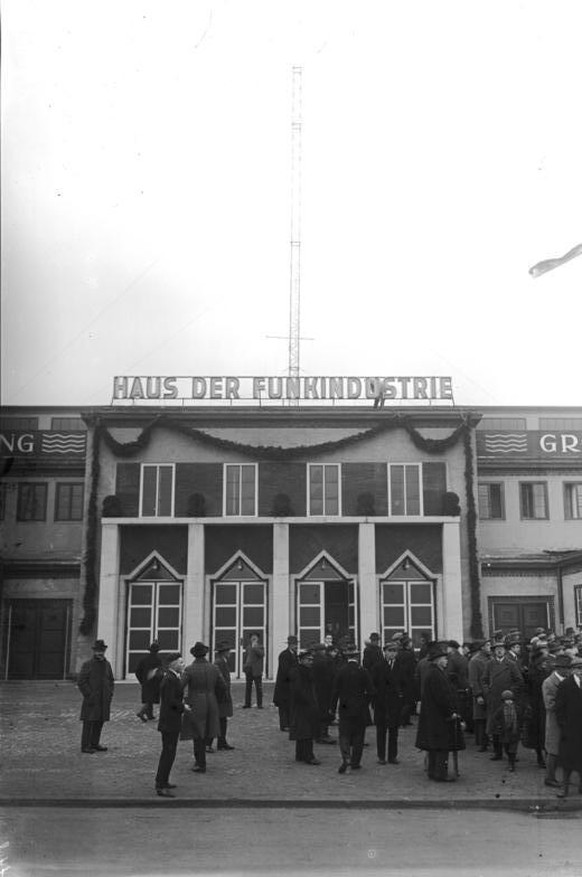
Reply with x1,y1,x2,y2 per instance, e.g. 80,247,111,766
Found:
77,639,115,754
273,635,299,731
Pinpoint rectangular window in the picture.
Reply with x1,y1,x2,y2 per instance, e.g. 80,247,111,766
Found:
575,586,582,628
478,482,505,519
140,465,174,517
224,464,257,516
539,418,582,430
17,483,48,521
382,579,435,647
564,483,582,520
476,417,527,431
308,464,340,516
389,464,421,515
0,417,39,430
50,417,87,431
520,482,548,520
55,483,84,521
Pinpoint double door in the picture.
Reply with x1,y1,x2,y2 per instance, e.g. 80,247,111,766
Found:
5,599,72,679
297,580,356,649
126,581,182,676
212,580,267,677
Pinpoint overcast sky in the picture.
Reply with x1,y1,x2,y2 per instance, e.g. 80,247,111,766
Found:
2,0,582,410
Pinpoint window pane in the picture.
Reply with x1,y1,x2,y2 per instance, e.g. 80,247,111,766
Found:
300,584,320,604
158,607,180,627
406,466,420,515
129,630,151,650
243,584,264,604
383,583,404,604
216,607,237,626
131,585,153,606
158,585,181,605
157,630,178,650
225,466,240,515
384,606,405,627
240,468,256,515
130,607,152,627
158,466,173,516
51,417,87,430
141,467,157,516
300,630,319,649
324,467,339,515
300,606,321,626
18,483,47,521
410,583,432,604
243,607,264,626
310,466,323,515
55,483,84,521
390,466,405,515
410,606,432,626
215,584,237,605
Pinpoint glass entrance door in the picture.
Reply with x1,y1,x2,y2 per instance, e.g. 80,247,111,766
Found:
297,580,356,648
126,581,182,675
381,580,435,648
212,581,267,677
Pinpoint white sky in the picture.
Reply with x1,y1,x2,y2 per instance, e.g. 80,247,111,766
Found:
2,0,582,408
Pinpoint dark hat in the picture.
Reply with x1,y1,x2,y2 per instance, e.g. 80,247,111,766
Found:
92,639,108,651
311,643,326,652
492,637,506,649
298,648,313,660
287,635,298,644
190,642,209,658
383,641,399,652
447,640,460,650
571,656,582,668
343,642,359,655
165,652,182,664
369,632,380,641
428,641,449,660
535,627,546,635
149,641,160,652
215,641,232,653
501,690,514,700
552,654,572,670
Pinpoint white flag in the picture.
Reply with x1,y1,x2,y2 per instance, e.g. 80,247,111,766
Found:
529,242,582,277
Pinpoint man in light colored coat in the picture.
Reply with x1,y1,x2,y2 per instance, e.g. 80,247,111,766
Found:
182,642,226,773
468,639,491,751
541,654,572,787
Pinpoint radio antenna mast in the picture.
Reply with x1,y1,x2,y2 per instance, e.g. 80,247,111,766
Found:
289,66,303,390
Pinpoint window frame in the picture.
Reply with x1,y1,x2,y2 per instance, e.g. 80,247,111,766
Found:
575,585,582,628
519,481,549,521
564,482,582,520
307,463,342,517
478,481,506,520
54,482,85,522
388,463,423,516
223,463,258,517
17,482,48,522
139,463,176,518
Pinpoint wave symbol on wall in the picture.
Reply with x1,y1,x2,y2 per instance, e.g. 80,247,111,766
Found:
41,433,87,454
484,433,528,453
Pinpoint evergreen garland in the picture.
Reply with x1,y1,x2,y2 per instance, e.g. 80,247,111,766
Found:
464,424,484,638
79,422,102,635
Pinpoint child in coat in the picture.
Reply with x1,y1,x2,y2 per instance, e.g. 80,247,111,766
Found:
492,689,520,771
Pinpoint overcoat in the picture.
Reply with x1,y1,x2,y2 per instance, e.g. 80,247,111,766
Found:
394,648,417,706
157,670,185,734
273,648,298,710
288,664,320,741
555,675,582,772
181,659,226,740
523,658,548,750
214,655,233,719
362,643,383,672
311,651,336,722
371,658,403,728
541,671,566,756
331,661,375,728
78,657,114,722
482,656,524,736
468,651,491,721
135,652,162,704
416,663,464,752
243,643,264,677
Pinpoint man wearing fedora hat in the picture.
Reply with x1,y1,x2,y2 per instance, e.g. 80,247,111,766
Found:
542,653,572,788
482,636,524,761
209,641,235,752
135,641,163,722
330,642,375,774
416,641,463,782
273,636,299,732
77,639,115,754
555,656,582,797
181,642,226,773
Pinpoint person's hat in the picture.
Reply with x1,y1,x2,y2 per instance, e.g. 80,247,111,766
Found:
548,641,563,654
535,627,546,635
215,641,232,653
570,656,582,668
492,636,506,649
428,641,449,660
311,643,326,652
501,690,514,700
392,632,404,641
383,641,399,652
471,639,486,651
149,641,160,652
190,642,209,658
287,635,298,644
447,640,460,650
298,648,313,660
369,632,380,641
343,642,359,655
552,654,573,670
505,633,522,646
92,639,108,651
165,652,182,664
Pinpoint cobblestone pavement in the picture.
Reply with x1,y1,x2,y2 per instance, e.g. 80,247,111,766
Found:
1,681,579,808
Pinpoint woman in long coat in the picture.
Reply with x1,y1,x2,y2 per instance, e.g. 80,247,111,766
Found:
416,642,464,782
289,650,321,765
181,642,226,772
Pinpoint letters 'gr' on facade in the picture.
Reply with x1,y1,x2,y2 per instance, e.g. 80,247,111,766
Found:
0,396,581,680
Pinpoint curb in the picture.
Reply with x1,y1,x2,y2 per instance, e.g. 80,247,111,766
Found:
1,797,581,812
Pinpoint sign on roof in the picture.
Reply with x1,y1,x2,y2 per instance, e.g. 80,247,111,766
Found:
477,431,582,460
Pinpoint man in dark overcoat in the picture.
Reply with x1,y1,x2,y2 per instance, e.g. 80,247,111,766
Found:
242,632,265,709
289,649,321,765
78,638,115,753
181,642,226,773
311,643,336,743
555,656,582,798
273,635,298,731
362,633,383,672
330,642,375,774
372,641,403,764
211,641,235,751
394,635,417,727
468,638,492,750
135,641,162,722
155,652,186,797
482,637,524,761
415,641,463,782
446,640,471,730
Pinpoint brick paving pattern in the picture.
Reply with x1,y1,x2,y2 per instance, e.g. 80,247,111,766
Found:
0,681,578,808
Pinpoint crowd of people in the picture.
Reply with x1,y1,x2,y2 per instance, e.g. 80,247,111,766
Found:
76,626,582,798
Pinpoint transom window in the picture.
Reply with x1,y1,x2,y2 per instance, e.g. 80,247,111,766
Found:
224,464,257,516
478,482,505,520
389,464,421,516
17,483,48,521
55,483,84,521
520,482,548,520
308,464,340,516
564,483,582,520
140,465,174,517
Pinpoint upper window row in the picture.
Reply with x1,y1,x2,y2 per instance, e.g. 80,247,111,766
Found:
478,481,582,521
0,482,84,522
0,417,87,431
140,463,430,518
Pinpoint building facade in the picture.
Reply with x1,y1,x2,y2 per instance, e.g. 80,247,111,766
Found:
1,400,581,680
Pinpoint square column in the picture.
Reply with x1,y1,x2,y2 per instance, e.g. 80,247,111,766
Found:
97,523,121,676
272,522,290,678
441,520,463,642
358,523,377,647
185,523,205,650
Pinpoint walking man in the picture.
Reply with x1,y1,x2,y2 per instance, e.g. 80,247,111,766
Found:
155,652,186,797
78,638,115,754
331,642,375,774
